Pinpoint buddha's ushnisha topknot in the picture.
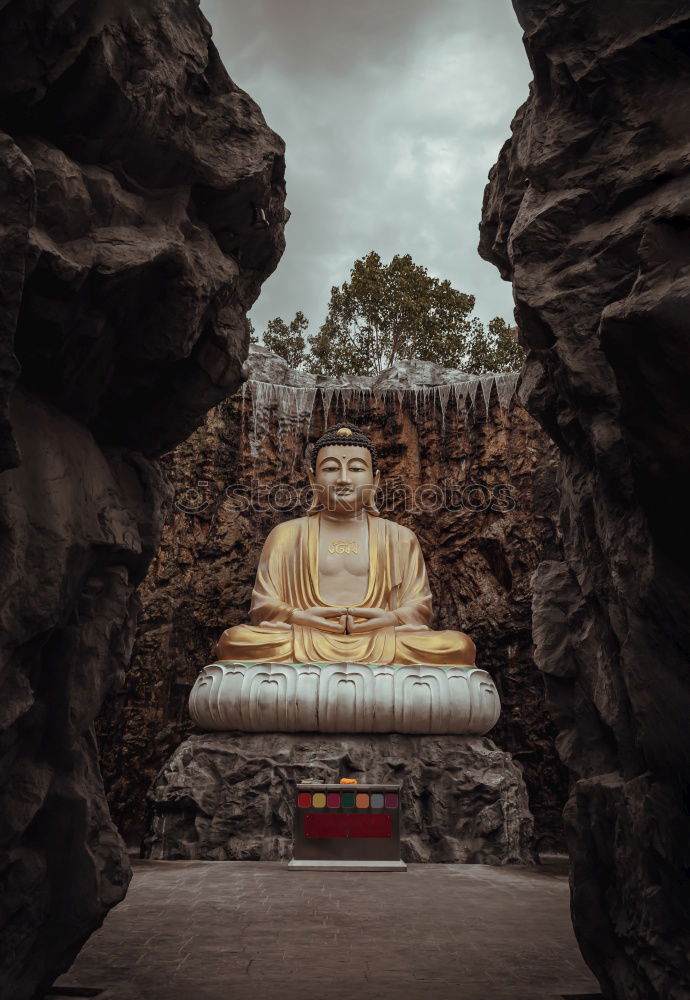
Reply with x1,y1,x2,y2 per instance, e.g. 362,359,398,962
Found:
306,421,379,473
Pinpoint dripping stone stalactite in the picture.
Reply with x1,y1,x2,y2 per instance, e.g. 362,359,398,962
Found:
240,346,521,472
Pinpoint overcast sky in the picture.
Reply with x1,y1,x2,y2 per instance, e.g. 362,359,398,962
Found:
201,0,531,337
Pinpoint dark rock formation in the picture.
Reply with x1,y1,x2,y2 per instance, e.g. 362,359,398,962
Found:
147,733,533,865
479,3,690,998
0,2,286,998
97,347,568,855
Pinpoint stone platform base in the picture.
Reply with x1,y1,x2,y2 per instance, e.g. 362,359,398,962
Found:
146,732,533,864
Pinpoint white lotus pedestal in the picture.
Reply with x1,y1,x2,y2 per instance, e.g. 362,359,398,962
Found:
188,661,501,735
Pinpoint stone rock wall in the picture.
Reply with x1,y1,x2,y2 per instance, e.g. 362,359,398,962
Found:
0,3,286,998
146,733,534,865
97,347,568,855
479,3,690,998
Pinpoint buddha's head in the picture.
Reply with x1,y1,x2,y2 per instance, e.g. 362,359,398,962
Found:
305,422,380,517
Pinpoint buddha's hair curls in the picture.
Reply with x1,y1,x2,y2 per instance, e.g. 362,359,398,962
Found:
305,421,379,473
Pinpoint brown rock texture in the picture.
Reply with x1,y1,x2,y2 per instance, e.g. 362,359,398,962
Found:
479,3,690,998
0,3,286,998
146,733,534,865
98,347,568,856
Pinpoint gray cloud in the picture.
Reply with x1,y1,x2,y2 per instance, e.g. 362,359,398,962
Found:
201,0,530,339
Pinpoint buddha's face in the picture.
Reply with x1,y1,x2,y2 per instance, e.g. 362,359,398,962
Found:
308,444,380,516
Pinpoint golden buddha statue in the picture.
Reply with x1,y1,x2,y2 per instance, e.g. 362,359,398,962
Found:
215,422,476,668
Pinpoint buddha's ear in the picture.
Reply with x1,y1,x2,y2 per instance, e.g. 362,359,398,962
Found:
305,466,321,516
373,468,381,489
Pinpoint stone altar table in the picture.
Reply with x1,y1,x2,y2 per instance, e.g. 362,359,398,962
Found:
289,782,406,871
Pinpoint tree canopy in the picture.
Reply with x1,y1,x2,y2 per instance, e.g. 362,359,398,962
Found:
251,252,524,376
261,311,309,369
307,251,482,376
464,317,524,375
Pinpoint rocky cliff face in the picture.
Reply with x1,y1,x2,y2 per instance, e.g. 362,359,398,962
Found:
0,3,286,998
97,346,567,855
479,3,690,998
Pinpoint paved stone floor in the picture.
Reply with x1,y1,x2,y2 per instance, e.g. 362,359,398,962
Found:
53,860,601,1000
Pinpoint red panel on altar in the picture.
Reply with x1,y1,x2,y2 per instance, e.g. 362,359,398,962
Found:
304,813,392,839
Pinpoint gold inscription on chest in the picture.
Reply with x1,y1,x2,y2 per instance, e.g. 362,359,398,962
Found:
328,540,360,555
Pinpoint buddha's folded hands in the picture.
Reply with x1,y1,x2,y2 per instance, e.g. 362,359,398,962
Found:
346,607,398,633
258,606,432,636
289,606,348,632
256,616,432,635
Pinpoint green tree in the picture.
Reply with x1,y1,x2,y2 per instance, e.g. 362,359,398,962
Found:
464,317,524,375
307,251,480,377
260,311,309,369
248,255,524,376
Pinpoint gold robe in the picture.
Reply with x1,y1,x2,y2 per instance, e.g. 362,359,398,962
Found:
216,513,476,666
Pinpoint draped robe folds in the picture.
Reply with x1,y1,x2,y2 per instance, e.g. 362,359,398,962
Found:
215,513,476,666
